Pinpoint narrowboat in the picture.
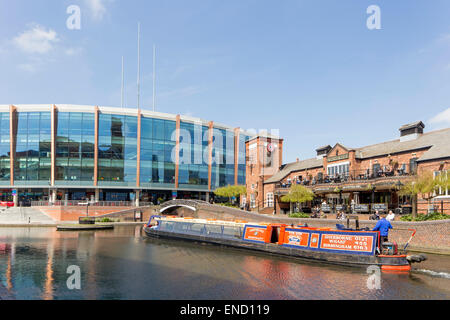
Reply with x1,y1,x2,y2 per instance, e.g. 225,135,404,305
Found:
143,216,426,272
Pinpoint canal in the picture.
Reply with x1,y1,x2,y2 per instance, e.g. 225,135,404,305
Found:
0,225,449,300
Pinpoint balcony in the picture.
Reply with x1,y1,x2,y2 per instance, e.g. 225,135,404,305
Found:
275,166,415,191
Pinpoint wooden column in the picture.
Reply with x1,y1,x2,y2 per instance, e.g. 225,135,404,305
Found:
93,106,99,187
207,121,214,191
174,115,181,189
9,105,15,187
234,128,240,186
50,105,56,186
136,110,142,188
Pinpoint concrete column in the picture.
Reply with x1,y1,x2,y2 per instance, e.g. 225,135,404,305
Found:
135,190,140,207
205,192,210,203
51,189,57,203
95,189,100,202
13,194,18,207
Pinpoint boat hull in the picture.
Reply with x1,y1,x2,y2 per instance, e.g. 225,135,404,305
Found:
144,227,410,269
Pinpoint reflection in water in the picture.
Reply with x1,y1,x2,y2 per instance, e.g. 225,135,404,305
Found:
42,242,54,300
0,226,449,300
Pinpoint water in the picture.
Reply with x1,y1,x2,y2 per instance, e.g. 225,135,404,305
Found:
0,226,449,300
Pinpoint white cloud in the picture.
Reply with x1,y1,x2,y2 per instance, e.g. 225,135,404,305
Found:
13,24,59,54
429,108,450,128
84,0,111,21
65,47,83,56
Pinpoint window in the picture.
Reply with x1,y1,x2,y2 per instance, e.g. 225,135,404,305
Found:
250,194,256,208
434,171,449,196
410,158,418,174
266,192,274,207
327,162,349,178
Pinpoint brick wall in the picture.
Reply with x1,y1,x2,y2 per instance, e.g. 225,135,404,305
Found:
37,206,157,222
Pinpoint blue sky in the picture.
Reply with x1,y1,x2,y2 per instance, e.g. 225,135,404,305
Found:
1,0,450,163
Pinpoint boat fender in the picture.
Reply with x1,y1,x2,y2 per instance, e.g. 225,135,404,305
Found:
418,254,427,262
408,255,422,263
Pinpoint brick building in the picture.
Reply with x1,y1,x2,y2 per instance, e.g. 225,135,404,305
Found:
245,121,450,215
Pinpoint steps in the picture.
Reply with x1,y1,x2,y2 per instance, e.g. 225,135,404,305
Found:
0,207,56,225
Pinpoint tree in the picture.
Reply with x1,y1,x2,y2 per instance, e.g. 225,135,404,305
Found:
399,172,437,218
435,171,450,195
214,185,247,204
281,185,315,214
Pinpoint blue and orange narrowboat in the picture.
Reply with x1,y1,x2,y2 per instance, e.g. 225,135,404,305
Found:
143,216,426,271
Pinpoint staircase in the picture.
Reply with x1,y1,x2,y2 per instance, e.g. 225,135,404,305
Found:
0,207,56,225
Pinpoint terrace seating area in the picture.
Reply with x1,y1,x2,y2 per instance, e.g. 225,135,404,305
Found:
277,166,413,189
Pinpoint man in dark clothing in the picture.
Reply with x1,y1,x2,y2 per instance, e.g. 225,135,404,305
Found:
372,214,393,243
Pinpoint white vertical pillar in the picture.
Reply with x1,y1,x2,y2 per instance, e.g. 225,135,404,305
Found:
135,190,140,207
13,194,18,207
51,189,57,203
95,189,100,202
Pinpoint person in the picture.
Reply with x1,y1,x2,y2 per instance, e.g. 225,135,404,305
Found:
370,210,380,220
340,211,346,220
386,210,395,222
336,211,342,220
372,214,393,244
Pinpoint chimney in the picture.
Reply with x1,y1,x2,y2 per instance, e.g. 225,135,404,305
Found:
399,121,425,142
316,145,332,160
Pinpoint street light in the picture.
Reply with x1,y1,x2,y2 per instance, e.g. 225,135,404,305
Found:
396,180,404,213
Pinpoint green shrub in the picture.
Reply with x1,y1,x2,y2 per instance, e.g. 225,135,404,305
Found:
289,212,310,219
400,213,450,222
95,217,118,223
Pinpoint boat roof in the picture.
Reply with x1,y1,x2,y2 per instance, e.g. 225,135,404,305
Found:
155,216,250,227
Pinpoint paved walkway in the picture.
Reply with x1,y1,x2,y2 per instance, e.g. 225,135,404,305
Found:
0,207,56,225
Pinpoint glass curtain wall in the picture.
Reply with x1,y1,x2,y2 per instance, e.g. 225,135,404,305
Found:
0,113,10,184
98,114,137,186
211,128,235,190
237,134,248,185
178,122,209,190
140,117,176,188
13,112,51,185
55,112,95,185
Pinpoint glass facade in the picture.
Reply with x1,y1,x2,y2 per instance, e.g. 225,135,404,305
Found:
237,134,248,185
56,112,95,185
139,117,176,188
2,107,248,193
98,114,138,186
0,113,10,183
178,122,209,190
211,128,235,189
13,112,51,185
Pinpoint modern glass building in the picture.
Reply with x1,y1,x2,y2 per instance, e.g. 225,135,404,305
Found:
0,105,251,205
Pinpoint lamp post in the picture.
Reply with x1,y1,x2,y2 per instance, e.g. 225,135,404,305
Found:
48,179,52,206
395,180,403,212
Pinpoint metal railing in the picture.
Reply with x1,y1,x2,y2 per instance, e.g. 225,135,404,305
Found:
277,166,415,189
31,200,137,207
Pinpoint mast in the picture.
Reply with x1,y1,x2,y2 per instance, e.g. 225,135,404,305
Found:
121,56,124,109
153,44,156,112
137,22,141,111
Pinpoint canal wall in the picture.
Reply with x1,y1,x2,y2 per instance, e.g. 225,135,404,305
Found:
35,206,159,222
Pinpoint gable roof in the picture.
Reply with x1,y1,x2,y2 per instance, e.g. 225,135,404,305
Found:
264,158,323,184
263,127,450,185
354,127,450,161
